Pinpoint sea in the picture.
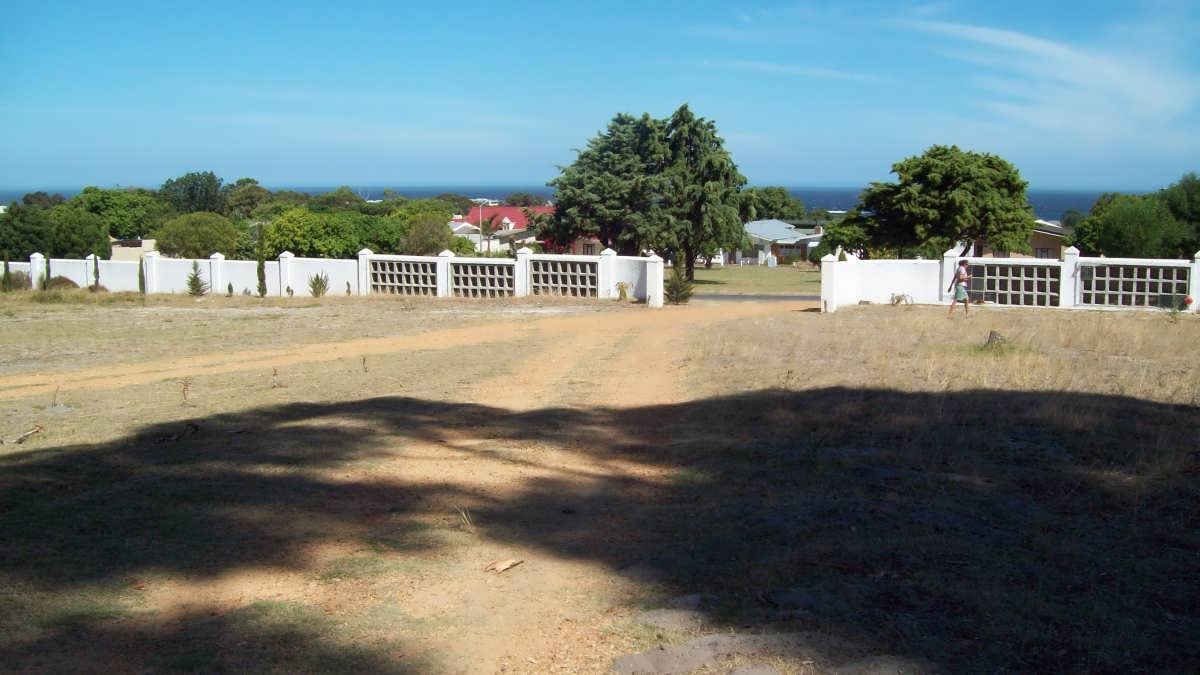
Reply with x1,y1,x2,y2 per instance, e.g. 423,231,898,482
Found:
0,185,1122,221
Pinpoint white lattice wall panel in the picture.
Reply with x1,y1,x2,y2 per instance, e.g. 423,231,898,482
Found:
530,259,598,297
370,259,438,296
1079,264,1190,308
452,262,515,297
969,263,1060,306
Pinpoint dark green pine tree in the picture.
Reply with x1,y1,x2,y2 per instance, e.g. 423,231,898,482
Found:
186,260,208,297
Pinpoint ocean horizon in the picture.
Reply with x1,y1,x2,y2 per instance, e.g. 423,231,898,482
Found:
0,185,1134,221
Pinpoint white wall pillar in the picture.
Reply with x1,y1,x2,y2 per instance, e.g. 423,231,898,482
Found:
277,251,294,296
1060,246,1079,308
941,246,961,304
357,248,373,296
142,251,159,293
436,250,454,298
209,252,225,294
597,248,616,299
83,254,97,287
820,253,837,313
514,247,532,297
1189,250,1200,313
29,253,44,290
645,253,664,308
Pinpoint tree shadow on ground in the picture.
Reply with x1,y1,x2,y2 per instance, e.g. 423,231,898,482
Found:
1,388,1196,671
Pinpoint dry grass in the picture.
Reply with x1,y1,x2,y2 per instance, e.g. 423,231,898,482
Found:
0,289,625,377
691,304,1200,406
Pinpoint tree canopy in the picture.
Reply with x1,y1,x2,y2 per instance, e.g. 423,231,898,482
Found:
1069,193,1186,258
70,187,174,239
837,145,1034,258
504,192,543,207
742,187,805,221
48,205,111,259
549,112,668,254
155,212,240,258
160,171,225,213
648,104,747,278
222,178,272,220
549,104,746,276
402,213,452,255
1157,172,1200,255
0,203,52,259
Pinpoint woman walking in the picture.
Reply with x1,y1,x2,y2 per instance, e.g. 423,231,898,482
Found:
948,259,971,317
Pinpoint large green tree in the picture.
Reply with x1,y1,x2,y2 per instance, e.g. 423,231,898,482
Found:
1070,193,1186,258
1157,172,1200,255
0,203,52,259
21,191,66,208
549,112,669,254
850,145,1035,258
310,186,366,213
402,213,452,255
251,190,311,221
646,104,747,279
742,186,805,221
222,178,272,219
264,208,356,258
70,186,174,239
155,212,239,258
47,205,111,258
262,208,408,258
549,105,746,272
160,171,225,213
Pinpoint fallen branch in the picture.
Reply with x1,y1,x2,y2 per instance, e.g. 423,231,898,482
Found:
10,425,44,445
483,559,524,574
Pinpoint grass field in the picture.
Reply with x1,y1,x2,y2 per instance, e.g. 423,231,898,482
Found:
0,289,1196,672
691,263,820,295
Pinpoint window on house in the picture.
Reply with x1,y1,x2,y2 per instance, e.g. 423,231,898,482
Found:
582,243,596,255
1035,248,1055,259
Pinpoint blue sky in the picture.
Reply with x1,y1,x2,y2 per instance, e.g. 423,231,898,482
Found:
1,1,1197,190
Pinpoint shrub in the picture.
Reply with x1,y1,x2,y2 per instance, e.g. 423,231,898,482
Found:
186,260,208,297
664,266,693,305
226,282,234,297
137,258,145,294
403,214,452,255
9,271,31,290
308,272,329,298
156,212,238,258
45,275,79,290
1,257,10,292
449,236,476,255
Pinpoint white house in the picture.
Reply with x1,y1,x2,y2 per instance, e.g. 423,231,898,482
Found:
738,219,823,264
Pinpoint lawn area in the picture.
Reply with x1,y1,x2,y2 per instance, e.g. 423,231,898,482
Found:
691,263,820,295
0,291,1196,672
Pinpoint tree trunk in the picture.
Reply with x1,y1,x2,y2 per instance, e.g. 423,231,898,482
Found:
684,247,696,281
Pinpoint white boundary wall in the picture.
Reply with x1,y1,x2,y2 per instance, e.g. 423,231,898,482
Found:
26,247,665,307
822,246,1200,314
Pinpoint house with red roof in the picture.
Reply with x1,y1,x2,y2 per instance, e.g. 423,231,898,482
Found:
456,205,555,231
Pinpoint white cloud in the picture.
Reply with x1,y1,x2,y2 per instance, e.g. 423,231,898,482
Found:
703,59,884,84
901,19,1200,146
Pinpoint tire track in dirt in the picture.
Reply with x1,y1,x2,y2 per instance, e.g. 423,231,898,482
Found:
0,302,809,401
